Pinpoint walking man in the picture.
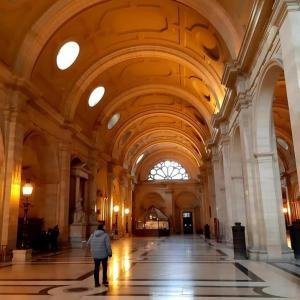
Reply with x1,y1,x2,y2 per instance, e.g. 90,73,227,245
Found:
87,222,112,287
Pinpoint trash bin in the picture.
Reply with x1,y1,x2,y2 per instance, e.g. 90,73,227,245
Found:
204,224,210,239
232,222,247,259
290,220,300,258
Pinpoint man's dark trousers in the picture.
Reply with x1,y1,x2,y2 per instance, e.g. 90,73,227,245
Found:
94,257,108,286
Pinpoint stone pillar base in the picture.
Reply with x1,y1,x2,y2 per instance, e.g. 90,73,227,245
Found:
70,224,87,247
12,249,32,263
248,247,294,261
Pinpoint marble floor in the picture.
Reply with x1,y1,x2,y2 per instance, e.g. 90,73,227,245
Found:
0,235,300,299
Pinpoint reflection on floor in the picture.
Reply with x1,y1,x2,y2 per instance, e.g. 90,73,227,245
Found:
0,235,300,299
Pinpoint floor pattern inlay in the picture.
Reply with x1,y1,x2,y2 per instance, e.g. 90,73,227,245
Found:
0,236,299,299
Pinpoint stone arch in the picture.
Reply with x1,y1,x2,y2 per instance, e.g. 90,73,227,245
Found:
253,58,283,153
20,130,60,245
124,129,203,171
65,46,224,120
95,84,213,132
110,111,206,161
252,59,292,259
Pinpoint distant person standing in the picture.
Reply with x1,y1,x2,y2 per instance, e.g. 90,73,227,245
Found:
87,222,112,287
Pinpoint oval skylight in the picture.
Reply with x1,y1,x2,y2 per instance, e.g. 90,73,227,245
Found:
108,113,120,129
136,154,144,164
56,41,80,70
277,137,289,150
88,86,105,107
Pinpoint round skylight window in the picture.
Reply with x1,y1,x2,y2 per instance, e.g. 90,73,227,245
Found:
56,41,80,70
88,86,105,107
277,137,289,150
108,113,120,129
136,154,144,164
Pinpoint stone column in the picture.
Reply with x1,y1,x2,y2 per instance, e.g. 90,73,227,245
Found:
106,163,114,233
56,138,71,244
254,153,292,259
0,86,5,246
127,177,134,235
211,146,227,241
1,91,26,250
220,125,234,244
207,163,216,236
280,7,300,186
237,98,261,256
198,172,209,231
87,153,98,234
119,172,127,236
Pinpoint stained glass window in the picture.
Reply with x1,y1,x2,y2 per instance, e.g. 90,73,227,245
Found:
148,160,189,181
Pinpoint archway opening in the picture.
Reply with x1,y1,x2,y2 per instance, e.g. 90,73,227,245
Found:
19,132,59,250
273,74,299,246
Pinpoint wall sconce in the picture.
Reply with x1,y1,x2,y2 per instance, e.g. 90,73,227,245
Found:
22,182,33,196
282,207,288,214
21,181,34,249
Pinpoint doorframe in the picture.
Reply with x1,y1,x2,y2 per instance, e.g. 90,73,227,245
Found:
181,208,195,234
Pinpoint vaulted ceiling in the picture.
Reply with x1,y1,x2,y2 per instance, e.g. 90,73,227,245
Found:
0,0,254,176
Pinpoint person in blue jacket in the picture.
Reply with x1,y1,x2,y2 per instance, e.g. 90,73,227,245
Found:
87,222,112,287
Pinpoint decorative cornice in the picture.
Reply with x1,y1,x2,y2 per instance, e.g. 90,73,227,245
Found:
211,89,237,128
222,62,239,89
222,0,274,89
272,0,300,27
237,0,274,73
0,65,97,150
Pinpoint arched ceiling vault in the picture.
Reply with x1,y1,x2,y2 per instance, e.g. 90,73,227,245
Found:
66,46,224,120
107,111,207,157
0,0,254,175
123,129,204,169
12,0,243,77
94,84,213,131
105,108,209,144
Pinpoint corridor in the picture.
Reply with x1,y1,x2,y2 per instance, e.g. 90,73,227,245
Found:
0,236,299,299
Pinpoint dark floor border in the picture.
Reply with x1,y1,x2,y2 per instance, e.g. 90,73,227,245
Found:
0,284,66,295
92,286,283,298
216,249,228,256
0,269,94,282
118,261,264,282
269,262,300,279
234,262,265,282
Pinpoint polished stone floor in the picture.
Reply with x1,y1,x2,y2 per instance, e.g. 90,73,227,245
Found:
0,235,300,299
